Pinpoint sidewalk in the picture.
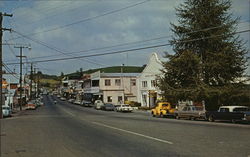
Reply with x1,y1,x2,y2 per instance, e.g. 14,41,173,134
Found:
11,106,28,117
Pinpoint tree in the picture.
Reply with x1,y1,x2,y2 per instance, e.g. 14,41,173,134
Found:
159,0,248,108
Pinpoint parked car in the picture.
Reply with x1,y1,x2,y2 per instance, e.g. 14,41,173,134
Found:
2,106,12,117
26,101,37,110
81,100,92,107
102,103,115,111
73,100,81,105
68,99,75,103
206,106,250,123
175,105,206,120
116,104,133,112
151,101,176,117
94,100,104,110
60,97,66,101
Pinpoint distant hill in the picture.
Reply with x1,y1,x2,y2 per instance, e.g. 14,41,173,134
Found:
34,66,145,85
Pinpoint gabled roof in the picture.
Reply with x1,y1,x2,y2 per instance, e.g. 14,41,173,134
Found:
140,53,163,76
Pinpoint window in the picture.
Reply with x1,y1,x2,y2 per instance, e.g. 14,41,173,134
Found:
92,80,99,87
118,96,123,102
220,108,229,112
115,79,121,86
142,81,147,87
151,80,157,87
131,79,136,86
107,96,112,102
105,79,111,86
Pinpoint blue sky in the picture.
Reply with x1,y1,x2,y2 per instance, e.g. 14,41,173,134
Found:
1,0,249,77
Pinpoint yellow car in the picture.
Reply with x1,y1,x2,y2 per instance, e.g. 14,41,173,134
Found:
151,102,176,117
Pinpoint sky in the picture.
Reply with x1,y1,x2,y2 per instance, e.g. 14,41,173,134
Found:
1,0,249,78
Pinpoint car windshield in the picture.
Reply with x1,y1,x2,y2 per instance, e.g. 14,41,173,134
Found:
105,104,113,107
2,106,9,110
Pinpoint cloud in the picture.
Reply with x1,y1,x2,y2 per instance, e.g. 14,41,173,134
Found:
3,0,250,75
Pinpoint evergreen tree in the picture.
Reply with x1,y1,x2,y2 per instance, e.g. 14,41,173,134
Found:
159,0,248,108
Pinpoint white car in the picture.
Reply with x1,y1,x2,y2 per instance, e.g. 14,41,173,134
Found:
74,100,81,105
2,106,12,117
60,97,66,101
94,100,104,110
116,104,133,112
68,99,75,103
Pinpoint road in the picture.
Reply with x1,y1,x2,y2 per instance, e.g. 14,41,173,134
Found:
1,95,250,157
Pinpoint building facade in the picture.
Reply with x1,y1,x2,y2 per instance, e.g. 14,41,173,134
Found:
138,53,163,107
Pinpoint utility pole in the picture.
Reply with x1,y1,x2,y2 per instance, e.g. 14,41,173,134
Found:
29,62,33,100
34,67,37,98
14,46,30,111
0,12,12,118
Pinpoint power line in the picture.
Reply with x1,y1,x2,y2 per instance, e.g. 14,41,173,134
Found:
5,29,250,65
19,1,98,26
2,63,19,79
8,20,250,61
10,30,111,67
7,0,150,41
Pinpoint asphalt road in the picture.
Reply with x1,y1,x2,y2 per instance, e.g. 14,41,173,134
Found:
1,95,250,157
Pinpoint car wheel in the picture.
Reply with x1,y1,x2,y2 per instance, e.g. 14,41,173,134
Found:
231,119,236,123
159,113,163,118
190,117,195,121
176,115,180,120
151,112,155,117
208,115,214,122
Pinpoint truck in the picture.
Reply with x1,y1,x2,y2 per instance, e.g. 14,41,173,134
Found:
205,106,250,123
151,102,176,117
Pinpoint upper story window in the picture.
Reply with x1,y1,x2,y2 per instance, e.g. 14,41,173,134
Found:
142,81,147,87
92,80,99,87
131,79,136,86
115,79,121,86
151,80,157,87
105,79,111,86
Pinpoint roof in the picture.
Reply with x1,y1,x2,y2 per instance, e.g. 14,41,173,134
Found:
100,73,140,77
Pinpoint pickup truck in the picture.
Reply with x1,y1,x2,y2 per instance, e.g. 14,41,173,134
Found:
175,105,206,120
206,106,250,123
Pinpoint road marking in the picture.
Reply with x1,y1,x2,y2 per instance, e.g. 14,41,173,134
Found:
92,121,173,145
60,108,75,117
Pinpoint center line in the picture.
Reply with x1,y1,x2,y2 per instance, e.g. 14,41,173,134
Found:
92,121,173,145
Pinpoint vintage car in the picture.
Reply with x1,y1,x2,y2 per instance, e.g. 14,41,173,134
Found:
2,106,12,117
94,100,104,110
116,104,133,112
26,101,37,110
206,106,250,123
101,103,115,111
151,102,176,117
175,105,206,120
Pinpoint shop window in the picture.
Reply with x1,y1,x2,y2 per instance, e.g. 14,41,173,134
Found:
107,96,112,102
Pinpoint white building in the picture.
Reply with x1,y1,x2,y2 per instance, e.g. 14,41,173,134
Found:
85,71,139,104
138,53,163,107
